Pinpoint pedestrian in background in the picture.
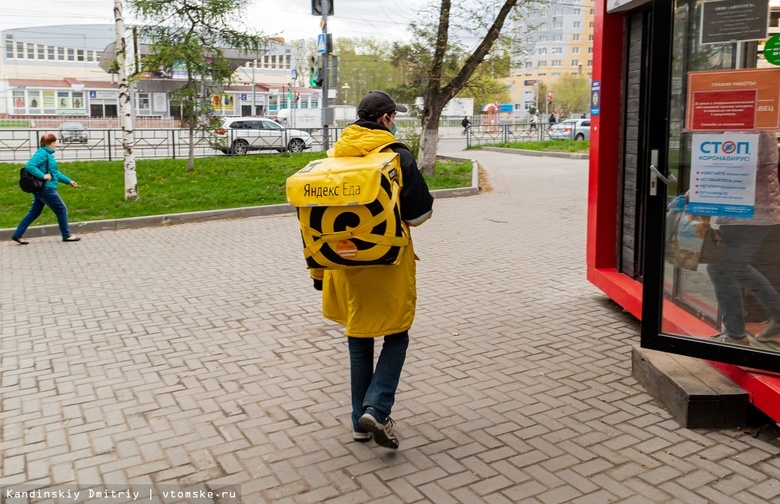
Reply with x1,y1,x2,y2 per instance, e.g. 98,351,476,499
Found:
310,90,433,449
12,134,80,245
548,113,556,124
461,116,471,135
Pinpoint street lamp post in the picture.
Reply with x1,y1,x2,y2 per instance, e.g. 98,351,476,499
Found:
342,83,350,106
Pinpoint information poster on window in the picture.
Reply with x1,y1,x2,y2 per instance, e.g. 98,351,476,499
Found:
686,68,780,130
43,91,56,109
701,0,769,45
152,93,167,113
688,133,759,217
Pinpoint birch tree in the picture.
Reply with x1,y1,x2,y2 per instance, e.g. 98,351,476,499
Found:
114,0,138,200
128,0,266,172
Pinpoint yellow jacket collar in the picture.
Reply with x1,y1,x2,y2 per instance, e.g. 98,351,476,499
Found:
331,124,395,158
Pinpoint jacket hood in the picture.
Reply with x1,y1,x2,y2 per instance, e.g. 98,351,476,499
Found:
331,122,395,158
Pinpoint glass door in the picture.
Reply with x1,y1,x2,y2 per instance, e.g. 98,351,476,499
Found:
641,0,780,371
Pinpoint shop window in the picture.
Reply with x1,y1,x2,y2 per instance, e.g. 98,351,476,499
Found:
73,92,84,109
28,92,41,111
13,91,26,111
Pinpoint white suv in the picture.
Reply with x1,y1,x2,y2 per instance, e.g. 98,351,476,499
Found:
214,117,313,155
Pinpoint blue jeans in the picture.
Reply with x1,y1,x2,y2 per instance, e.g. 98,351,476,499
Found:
14,188,71,239
348,331,409,432
707,225,780,337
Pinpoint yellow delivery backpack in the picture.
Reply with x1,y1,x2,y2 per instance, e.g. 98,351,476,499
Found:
286,143,410,270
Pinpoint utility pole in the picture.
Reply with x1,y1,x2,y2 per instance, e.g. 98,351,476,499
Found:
252,60,256,115
321,0,330,150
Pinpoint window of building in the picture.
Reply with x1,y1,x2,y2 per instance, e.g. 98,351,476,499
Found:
588,47,593,53
68,48,74,61
552,60,562,67
538,72,547,76
58,47,65,61
17,41,24,58
37,44,44,59
573,47,580,54
572,59,579,66
87,50,94,62
77,49,84,62
538,48,547,54
552,47,562,54
589,34,594,40
538,36,547,42
525,61,533,68
590,8,594,14
589,21,594,28
5,35,13,59
27,44,34,59
28,91,41,110
552,72,561,76
48,46,55,60
263,55,270,68
538,60,547,67
553,22,563,29
555,8,563,15
271,55,277,68
573,34,580,41
573,21,581,28
587,60,592,66
285,55,291,69
574,8,581,14
540,23,547,30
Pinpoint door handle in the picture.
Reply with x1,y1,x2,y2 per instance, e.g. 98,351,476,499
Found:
648,149,676,196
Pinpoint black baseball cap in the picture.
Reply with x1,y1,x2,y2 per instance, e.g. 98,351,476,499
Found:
357,90,407,120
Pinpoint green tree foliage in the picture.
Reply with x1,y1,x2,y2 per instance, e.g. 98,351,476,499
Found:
128,0,267,171
549,74,590,119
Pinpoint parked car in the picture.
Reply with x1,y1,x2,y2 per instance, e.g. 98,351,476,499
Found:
548,118,591,141
59,122,88,144
214,117,313,155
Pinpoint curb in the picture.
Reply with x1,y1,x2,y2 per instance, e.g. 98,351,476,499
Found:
0,158,480,240
482,146,589,160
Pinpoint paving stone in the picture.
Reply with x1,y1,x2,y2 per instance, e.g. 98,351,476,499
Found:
2,146,779,502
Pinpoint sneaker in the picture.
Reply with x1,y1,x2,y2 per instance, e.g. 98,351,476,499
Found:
358,409,399,449
352,431,372,442
756,321,780,342
711,333,750,346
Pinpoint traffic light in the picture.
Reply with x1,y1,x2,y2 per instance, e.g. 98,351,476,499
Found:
309,56,324,88
547,91,553,104
311,0,334,16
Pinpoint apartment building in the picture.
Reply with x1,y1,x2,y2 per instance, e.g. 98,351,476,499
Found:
503,0,595,115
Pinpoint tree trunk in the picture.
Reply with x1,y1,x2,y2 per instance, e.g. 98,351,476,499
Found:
114,0,138,200
418,108,443,176
187,122,195,172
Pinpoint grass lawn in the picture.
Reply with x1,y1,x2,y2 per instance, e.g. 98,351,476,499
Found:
0,153,472,228
469,139,590,153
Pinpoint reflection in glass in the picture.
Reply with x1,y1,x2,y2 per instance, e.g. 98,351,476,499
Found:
663,0,780,353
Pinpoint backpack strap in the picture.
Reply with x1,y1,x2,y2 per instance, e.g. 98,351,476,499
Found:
369,141,409,154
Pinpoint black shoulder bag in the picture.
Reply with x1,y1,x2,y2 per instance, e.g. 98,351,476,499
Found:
19,155,49,193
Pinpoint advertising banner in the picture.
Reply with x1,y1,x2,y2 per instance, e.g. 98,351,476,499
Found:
688,133,759,217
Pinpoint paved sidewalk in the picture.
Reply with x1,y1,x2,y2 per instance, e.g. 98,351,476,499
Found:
2,147,780,503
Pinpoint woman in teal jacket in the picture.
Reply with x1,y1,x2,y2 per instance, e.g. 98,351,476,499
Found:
12,133,80,244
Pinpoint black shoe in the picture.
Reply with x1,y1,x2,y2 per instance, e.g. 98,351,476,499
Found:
11,237,29,245
63,236,81,242
358,409,399,449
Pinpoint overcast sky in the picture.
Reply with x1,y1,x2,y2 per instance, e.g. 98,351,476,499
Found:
1,0,429,42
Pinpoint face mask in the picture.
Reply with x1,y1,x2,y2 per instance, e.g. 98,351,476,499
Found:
391,122,397,135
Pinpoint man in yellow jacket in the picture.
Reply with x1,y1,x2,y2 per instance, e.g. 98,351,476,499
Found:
311,90,433,449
